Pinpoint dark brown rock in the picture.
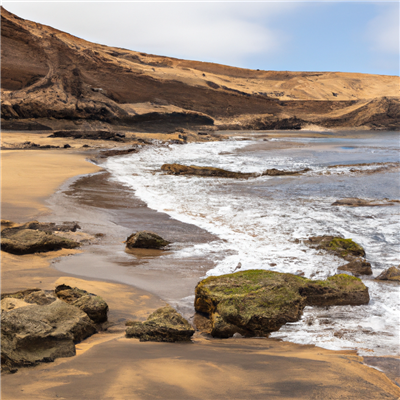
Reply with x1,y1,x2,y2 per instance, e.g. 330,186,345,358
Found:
125,231,170,249
161,164,255,179
194,270,369,338
375,266,400,282
262,167,311,176
55,284,108,323
332,198,399,207
125,305,194,342
338,258,373,276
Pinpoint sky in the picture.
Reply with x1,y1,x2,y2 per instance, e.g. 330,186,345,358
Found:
2,1,399,76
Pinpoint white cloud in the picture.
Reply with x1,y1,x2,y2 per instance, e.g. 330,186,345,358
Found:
367,5,399,55
2,2,296,66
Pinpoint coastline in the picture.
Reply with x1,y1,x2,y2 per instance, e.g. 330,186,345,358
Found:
1,144,399,399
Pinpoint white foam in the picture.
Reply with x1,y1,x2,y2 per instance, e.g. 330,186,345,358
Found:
103,139,400,356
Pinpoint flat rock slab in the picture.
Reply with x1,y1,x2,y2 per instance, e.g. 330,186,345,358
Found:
126,305,194,342
195,270,369,338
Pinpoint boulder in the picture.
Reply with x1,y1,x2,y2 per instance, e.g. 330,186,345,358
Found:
1,228,80,255
125,231,170,250
125,305,195,342
375,266,400,282
55,284,108,323
338,258,373,276
194,270,369,338
1,300,96,372
305,236,365,260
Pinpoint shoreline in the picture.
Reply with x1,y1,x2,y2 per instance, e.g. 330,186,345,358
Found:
1,141,400,398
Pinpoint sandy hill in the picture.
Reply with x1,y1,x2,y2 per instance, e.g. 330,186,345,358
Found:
1,7,399,133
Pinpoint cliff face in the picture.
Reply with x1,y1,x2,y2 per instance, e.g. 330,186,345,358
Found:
1,7,399,132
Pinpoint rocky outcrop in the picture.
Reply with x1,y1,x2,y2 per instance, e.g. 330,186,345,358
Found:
375,266,400,282
332,198,400,207
305,236,365,260
125,231,170,250
125,305,194,342
161,164,310,179
338,258,372,276
1,228,80,255
55,284,108,324
194,270,369,338
1,300,96,373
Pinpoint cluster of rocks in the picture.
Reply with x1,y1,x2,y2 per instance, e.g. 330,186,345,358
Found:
194,270,370,338
1,220,81,255
48,130,127,142
161,164,310,179
1,285,108,373
305,236,373,276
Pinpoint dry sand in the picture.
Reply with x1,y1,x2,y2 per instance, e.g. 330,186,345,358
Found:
1,147,400,399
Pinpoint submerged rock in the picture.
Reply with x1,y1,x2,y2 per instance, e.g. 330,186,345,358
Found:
55,284,108,323
332,198,399,207
375,266,400,282
1,226,80,255
305,236,365,260
338,258,373,276
1,300,96,372
161,164,311,179
194,270,369,338
125,231,170,249
125,305,194,342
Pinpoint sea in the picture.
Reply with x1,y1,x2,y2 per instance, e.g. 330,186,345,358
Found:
101,130,400,356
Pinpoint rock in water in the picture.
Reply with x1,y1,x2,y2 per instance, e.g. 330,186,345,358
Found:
161,164,255,179
194,270,369,338
375,266,400,282
305,236,365,259
55,284,108,323
1,228,80,255
338,258,373,276
125,231,170,249
1,300,96,372
125,305,195,342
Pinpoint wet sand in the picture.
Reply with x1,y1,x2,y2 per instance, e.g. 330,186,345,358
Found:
1,146,400,399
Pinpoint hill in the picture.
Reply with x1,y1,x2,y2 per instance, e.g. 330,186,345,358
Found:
1,7,399,134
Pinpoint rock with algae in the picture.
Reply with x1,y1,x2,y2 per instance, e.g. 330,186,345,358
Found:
194,270,369,338
125,305,194,342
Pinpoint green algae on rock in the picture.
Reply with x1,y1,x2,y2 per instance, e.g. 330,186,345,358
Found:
125,305,195,342
194,270,369,338
306,236,365,259
375,266,400,282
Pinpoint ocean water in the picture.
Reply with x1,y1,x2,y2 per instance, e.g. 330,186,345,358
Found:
102,132,400,356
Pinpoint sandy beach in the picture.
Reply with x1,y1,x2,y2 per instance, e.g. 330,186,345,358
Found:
1,144,400,399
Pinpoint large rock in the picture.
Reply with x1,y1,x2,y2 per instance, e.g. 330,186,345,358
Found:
338,258,373,276
305,236,366,260
55,284,108,323
161,164,310,179
125,231,170,250
375,266,400,282
125,305,195,342
1,300,96,372
1,228,80,255
194,270,369,338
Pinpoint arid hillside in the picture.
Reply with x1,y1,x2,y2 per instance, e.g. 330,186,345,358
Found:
1,7,399,134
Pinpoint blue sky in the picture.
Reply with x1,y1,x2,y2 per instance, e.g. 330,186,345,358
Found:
3,1,399,76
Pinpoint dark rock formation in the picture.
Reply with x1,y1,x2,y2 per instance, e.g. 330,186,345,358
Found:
55,284,108,324
332,198,399,207
1,228,80,255
375,266,400,282
125,305,194,342
305,236,365,260
262,167,311,176
99,147,139,158
338,258,373,276
194,270,369,338
125,231,170,250
48,130,127,142
1,300,96,372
